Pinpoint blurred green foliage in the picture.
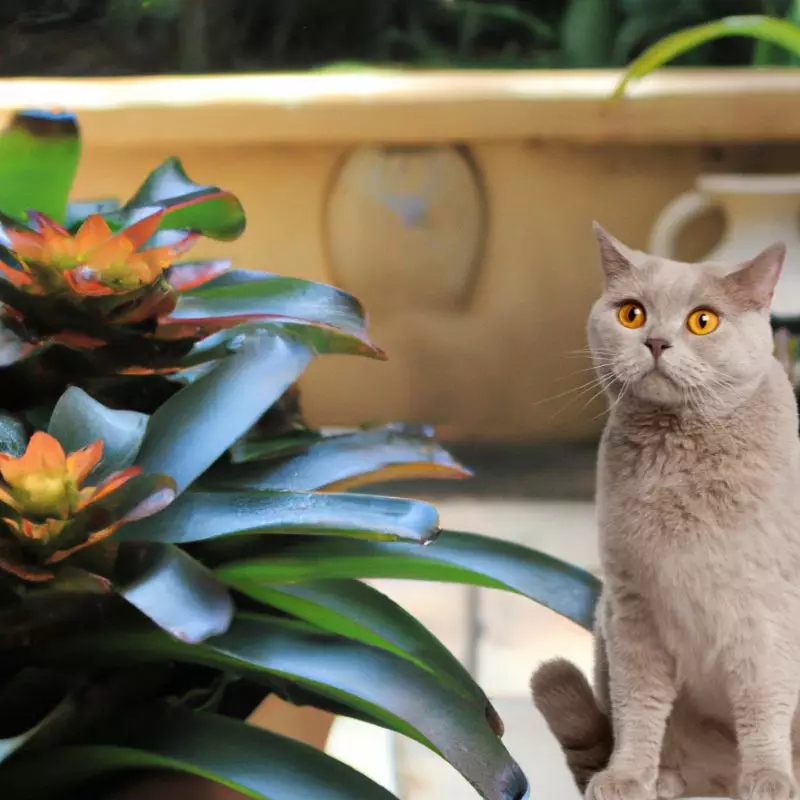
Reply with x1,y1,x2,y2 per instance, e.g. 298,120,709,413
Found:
0,0,793,75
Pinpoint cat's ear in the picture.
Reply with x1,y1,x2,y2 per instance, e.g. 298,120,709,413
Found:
723,242,786,311
592,222,635,284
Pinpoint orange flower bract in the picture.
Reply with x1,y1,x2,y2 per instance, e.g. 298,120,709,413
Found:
4,210,197,296
0,432,143,567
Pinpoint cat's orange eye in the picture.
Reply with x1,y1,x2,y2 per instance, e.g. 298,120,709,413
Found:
617,302,646,330
687,308,720,336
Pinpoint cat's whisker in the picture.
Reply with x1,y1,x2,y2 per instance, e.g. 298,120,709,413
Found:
549,363,616,383
541,373,616,423
577,373,617,414
589,376,630,421
566,349,616,360
533,371,616,408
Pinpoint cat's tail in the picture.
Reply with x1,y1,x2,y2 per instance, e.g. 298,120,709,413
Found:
530,659,612,792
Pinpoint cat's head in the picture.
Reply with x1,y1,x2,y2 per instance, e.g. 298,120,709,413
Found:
587,223,785,413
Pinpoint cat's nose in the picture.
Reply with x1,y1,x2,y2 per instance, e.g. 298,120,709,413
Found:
645,337,672,360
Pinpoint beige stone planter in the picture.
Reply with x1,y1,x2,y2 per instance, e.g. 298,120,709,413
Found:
7,69,800,442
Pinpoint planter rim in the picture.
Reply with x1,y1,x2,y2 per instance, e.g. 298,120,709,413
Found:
698,173,800,195
3,68,800,146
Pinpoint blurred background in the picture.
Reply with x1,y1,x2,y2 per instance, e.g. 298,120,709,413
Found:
0,0,780,75
8,1,800,797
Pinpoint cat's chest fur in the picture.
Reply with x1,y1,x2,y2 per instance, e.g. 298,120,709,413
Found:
598,364,800,683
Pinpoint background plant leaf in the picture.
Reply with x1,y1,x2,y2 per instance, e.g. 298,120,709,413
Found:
614,15,800,98
561,0,618,67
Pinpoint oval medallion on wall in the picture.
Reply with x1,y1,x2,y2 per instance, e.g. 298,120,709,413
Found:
324,145,487,314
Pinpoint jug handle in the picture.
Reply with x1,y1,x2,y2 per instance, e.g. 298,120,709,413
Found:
648,191,714,257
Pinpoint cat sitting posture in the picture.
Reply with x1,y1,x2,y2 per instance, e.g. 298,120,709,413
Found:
532,225,800,800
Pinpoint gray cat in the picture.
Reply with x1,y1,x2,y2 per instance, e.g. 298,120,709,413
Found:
532,225,800,800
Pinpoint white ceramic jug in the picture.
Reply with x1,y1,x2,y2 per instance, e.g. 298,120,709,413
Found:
649,174,800,319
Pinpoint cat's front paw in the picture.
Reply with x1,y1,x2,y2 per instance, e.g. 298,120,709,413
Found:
585,769,652,800
656,768,686,799
739,768,797,800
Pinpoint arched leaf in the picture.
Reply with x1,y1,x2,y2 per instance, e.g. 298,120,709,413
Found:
0,707,397,800
111,157,246,241
213,426,472,492
216,530,600,631
113,543,234,644
614,15,800,98
225,578,502,731
30,615,529,800
117,490,440,545
48,387,148,483
135,333,313,494
158,273,383,358
0,669,74,765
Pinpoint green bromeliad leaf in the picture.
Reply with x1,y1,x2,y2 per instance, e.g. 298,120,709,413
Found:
0,700,66,764
216,425,472,491
216,530,600,631
109,156,246,241
0,707,398,800
158,272,384,359
164,259,232,292
0,668,75,765
67,472,176,538
0,411,27,458
48,387,149,483
64,198,121,229
135,333,314,494
0,110,80,225
29,614,529,800
112,543,234,644
117,490,441,545
223,578,502,731
44,471,178,565
228,431,323,464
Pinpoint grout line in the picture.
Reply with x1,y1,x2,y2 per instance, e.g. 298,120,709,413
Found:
326,717,400,795
464,585,481,677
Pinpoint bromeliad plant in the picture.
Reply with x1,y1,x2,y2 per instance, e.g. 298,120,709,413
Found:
0,109,600,800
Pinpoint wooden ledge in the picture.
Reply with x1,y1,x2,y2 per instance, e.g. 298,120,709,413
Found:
0,69,799,146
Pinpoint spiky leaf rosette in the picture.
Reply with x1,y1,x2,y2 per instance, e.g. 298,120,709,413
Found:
0,110,382,414
0,106,608,800
0,327,553,800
